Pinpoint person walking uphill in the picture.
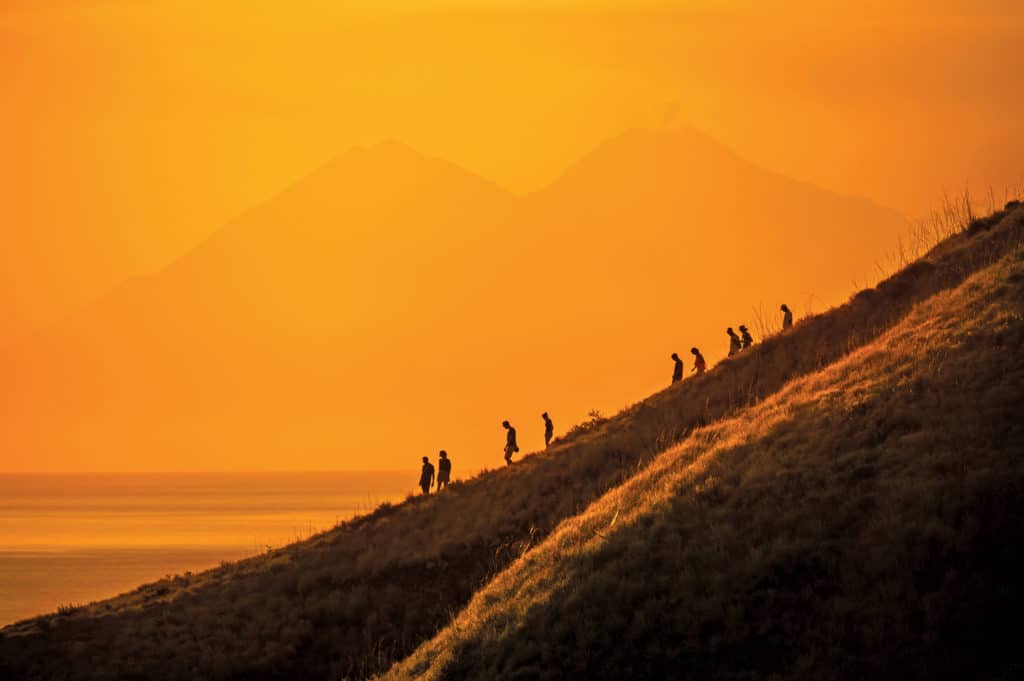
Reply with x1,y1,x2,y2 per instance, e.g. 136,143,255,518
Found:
690,347,706,375
739,325,754,350
781,303,793,330
418,456,434,495
542,412,554,448
437,451,451,490
727,327,741,357
671,352,684,384
502,420,519,465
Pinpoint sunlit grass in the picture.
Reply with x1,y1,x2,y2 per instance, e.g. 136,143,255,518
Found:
381,222,1024,681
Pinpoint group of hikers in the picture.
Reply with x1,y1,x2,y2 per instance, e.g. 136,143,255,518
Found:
416,412,555,494
418,451,451,494
672,303,792,384
418,303,795,493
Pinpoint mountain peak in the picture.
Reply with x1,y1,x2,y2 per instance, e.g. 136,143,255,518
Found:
540,126,748,197
309,139,508,197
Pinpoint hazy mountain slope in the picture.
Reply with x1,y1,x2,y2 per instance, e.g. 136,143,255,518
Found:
506,128,909,413
522,128,900,302
0,129,907,473
1,207,1019,681
1,141,518,470
381,216,1024,681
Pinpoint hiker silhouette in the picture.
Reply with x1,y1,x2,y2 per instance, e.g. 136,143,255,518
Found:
671,352,684,384
437,450,451,490
739,325,753,349
727,327,741,356
419,456,435,495
502,420,519,465
690,347,706,374
781,303,793,330
542,412,554,448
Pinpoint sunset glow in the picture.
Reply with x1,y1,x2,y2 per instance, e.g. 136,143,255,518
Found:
2,1,1021,473
2,4,1023,676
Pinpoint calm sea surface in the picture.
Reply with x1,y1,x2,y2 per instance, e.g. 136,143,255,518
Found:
0,472,412,626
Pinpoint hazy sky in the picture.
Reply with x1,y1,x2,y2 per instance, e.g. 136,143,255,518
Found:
3,2,1021,335
1,2,1021,470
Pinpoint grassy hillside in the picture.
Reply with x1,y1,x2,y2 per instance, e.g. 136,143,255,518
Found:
380,211,1024,681
1,203,1021,681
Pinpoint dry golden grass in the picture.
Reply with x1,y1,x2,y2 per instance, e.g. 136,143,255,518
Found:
1,205,1022,680
380,231,1024,681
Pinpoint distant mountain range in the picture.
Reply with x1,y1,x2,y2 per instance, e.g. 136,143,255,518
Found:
0,128,908,471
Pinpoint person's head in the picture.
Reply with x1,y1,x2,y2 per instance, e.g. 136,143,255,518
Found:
780,303,789,312
739,325,748,332
542,412,549,420
727,327,735,334
690,347,699,355
439,450,447,459
671,352,680,361
502,420,510,429
422,456,428,464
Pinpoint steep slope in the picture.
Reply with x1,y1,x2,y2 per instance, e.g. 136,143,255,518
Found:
1,207,1019,680
380,216,1024,681
505,128,909,416
0,128,907,473
522,128,899,303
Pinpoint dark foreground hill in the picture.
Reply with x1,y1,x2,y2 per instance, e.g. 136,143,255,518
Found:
1,204,1022,681
380,210,1024,681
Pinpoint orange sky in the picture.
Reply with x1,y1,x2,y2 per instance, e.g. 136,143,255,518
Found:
1,1,1021,472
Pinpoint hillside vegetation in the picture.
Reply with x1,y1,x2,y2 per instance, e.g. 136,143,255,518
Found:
1,204,1022,681
381,211,1024,681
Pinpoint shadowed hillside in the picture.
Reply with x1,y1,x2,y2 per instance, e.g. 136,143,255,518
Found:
0,128,907,473
1,203,1020,680
380,210,1024,681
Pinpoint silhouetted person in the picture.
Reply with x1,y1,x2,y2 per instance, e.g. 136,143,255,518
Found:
671,352,684,384
502,420,519,465
690,347,706,375
437,450,451,490
727,327,741,357
419,456,434,495
780,303,793,330
542,412,554,448
739,325,753,349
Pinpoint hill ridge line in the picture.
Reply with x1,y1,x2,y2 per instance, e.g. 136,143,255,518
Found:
381,217,1024,680
2,205,1021,681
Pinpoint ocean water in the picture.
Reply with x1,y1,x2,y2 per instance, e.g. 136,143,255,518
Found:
0,472,412,626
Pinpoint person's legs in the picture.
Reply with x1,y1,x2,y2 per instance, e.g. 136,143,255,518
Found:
420,483,430,495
